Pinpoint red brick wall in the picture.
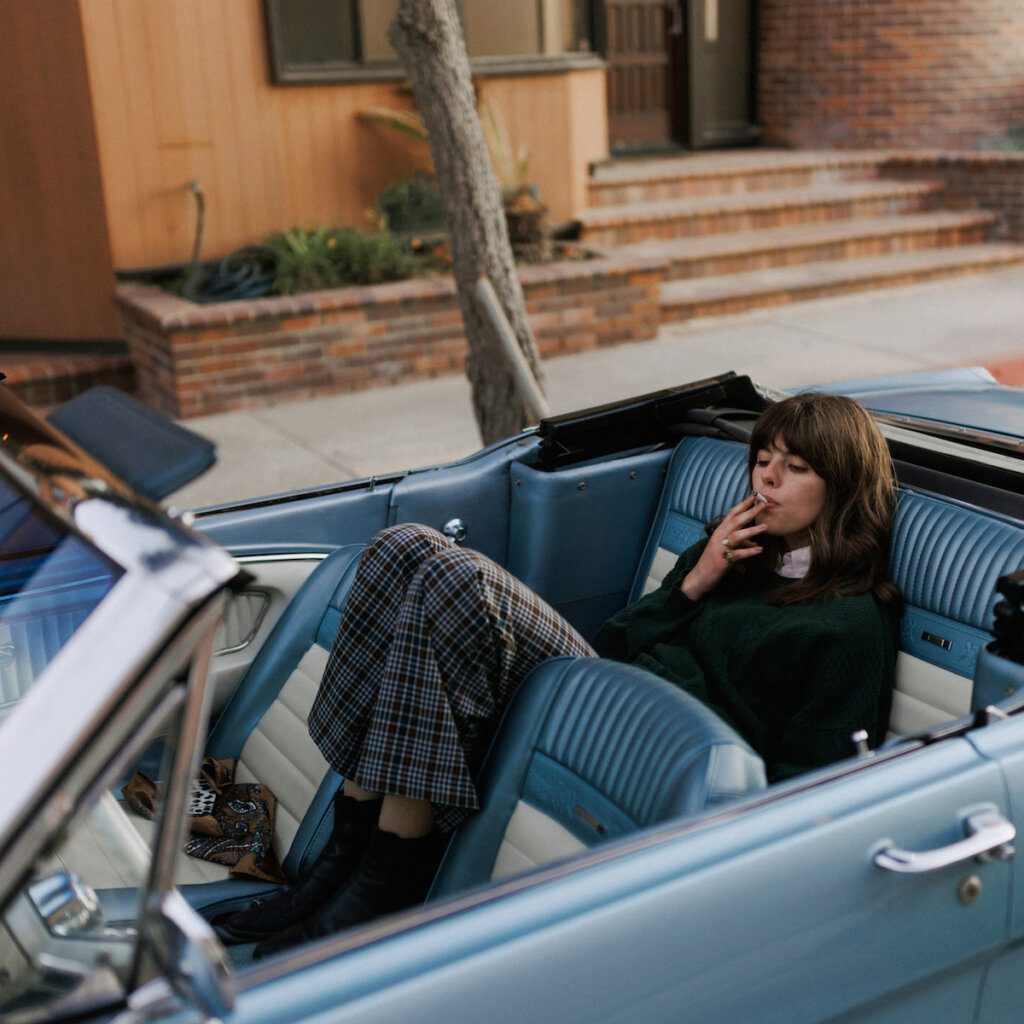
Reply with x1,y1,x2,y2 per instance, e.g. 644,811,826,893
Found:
117,256,664,419
758,0,1024,150
882,153,1024,241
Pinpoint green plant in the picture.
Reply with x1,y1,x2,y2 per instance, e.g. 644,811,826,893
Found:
261,225,424,295
326,226,420,285
479,92,530,192
262,227,341,294
358,86,530,193
377,172,445,234
357,107,432,152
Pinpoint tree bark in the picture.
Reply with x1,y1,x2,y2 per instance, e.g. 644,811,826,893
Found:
389,0,545,445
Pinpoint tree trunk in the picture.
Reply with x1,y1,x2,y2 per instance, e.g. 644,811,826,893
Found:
389,0,545,445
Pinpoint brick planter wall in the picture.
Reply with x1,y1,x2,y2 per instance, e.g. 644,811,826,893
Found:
882,153,1024,242
117,255,665,419
758,0,1024,150
1,351,135,412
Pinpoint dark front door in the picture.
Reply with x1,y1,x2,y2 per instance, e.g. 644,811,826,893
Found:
686,0,759,148
603,0,757,152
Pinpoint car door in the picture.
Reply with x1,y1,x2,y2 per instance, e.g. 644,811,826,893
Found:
223,726,1016,1024
206,552,329,714
966,714,1024,1024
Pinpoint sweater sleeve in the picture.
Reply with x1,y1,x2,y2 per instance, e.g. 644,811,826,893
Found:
770,596,896,780
591,541,706,662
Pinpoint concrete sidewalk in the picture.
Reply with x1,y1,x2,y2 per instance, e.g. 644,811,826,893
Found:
171,266,1024,510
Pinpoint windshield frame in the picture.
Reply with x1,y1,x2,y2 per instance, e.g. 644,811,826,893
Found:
0,407,238,909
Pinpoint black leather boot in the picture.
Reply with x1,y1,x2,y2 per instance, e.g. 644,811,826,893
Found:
219,792,381,943
252,827,441,959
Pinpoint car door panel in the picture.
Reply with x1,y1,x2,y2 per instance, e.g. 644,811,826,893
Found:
975,946,1024,1024
963,715,1024,1023
230,739,1011,1024
207,554,328,714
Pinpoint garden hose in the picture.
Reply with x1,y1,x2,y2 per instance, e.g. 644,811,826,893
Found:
182,180,275,303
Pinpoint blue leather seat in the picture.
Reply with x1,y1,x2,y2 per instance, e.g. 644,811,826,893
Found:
181,544,365,915
888,490,1024,727
628,437,749,603
430,656,766,899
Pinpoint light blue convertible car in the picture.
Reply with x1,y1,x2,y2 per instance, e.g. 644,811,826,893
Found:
1,368,1023,1023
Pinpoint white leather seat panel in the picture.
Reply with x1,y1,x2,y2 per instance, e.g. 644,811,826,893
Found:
642,546,679,597
236,644,331,857
887,652,972,737
491,801,587,881
49,791,154,889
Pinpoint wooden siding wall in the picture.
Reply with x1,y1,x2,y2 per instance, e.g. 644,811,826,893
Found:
0,2,119,340
79,0,607,271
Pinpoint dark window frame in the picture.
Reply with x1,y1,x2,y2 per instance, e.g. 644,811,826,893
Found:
263,0,366,84
262,0,604,85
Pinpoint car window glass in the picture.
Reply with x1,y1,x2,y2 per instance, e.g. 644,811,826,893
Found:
0,476,122,714
0,799,158,1020
0,687,190,1021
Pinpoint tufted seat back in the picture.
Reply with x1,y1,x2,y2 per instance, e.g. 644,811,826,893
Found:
888,491,1024,732
626,435,1024,740
629,437,750,604
429,656,766,898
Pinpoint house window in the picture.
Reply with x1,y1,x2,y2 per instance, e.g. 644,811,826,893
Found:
264,0,596,83
264,0,366,81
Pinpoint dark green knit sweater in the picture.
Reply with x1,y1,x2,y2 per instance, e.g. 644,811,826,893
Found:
592,540,896,780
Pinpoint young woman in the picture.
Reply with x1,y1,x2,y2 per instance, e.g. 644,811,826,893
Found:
223,392,900,956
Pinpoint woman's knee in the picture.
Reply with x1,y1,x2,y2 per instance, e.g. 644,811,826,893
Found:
360,524,452,572
406,547,500,619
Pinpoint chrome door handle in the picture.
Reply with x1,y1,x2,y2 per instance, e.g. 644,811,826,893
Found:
874,811,1016,874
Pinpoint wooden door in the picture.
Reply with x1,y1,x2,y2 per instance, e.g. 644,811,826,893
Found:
604,0,683,149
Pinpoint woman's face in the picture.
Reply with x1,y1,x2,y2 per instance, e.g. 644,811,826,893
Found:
751,436,827,550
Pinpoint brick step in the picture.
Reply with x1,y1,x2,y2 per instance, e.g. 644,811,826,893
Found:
598,211,998,281
576,179,946,246
0,351,136,414
659,244,1024,321
588,150,884,206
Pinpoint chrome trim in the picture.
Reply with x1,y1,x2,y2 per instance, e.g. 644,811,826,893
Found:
874,810,1016,873
443,518,468,543
234,552,330,565
144,604,222,897
214,553,330,654
215,590,270,656
148,889,234,1017
877,422,1024,474
874,412,1024,457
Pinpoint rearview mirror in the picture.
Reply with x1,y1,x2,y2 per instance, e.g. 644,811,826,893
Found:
144,888,234,1019
28,871,105,938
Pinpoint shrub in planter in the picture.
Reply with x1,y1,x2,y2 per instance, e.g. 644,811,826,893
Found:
377,172,446,235
263,225,425,294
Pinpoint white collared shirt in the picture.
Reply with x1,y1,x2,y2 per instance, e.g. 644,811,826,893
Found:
776,546,811,579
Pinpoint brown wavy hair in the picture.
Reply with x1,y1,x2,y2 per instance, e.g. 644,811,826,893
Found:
746,392,900,609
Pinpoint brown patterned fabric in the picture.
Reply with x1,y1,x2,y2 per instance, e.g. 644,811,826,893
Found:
121,757,285,883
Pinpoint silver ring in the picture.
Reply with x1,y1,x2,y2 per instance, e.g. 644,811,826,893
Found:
722,536,732,549
723,550,733,564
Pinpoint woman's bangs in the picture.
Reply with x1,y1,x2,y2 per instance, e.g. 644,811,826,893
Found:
751,404,825,473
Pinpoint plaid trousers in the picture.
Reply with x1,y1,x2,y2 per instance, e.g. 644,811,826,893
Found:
307,524,595,832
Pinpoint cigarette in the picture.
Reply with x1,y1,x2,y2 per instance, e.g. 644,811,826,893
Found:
753,491,769,504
